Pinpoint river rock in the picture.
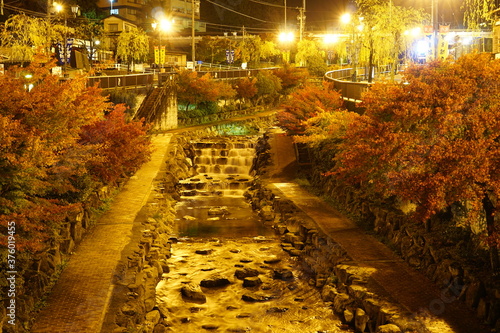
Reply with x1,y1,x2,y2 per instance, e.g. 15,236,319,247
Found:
201,324,219,330
208,206,229,215
243,276,263,287
235,267,260,279
195,249,214,255
181,283,207,303
200,273,231,288
242,293,274,302
273,268,294,281
264,256,281,264
354,308,369,332
376,324,402,333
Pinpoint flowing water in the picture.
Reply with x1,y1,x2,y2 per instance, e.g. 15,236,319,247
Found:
156,136,346,333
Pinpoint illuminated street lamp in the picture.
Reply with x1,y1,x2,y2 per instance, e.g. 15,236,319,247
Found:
152,18,173,68
323,34,339,65
53,2,80,75
340,12,363,82
278,31,294,63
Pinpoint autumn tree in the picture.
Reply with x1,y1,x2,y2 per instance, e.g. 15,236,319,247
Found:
295,39,328,76
80,105,151,184
254,70,282,105
0,14,52,63
278,81,345,135
116,26,149,70
233,77,257,108
273,63,308,95
176,69,235,112
0,57,151,252
334,54,500,269
196,36,231,64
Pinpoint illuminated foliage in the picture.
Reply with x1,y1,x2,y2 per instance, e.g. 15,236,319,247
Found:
0,59,151,252
278,81,345,135
334,54,500,245
116,26,149,67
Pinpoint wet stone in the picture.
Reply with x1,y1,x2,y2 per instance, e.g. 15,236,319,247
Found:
235,267,260,280
264,256,281,264
200,273,231,288
181,283,207,303
236,313,253,318
273,268,294,281
266,307,289,313
242,293,275,302
196,249,214,255
201,324,219,330
243,276,263,287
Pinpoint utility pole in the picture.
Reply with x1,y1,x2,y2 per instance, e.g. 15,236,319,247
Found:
191,0,196,69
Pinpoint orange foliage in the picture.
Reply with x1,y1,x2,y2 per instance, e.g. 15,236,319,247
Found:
278,81,345,135
0,59,151,252
334,54,500,240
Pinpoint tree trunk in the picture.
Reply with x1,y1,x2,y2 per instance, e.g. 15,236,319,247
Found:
483,193,499,272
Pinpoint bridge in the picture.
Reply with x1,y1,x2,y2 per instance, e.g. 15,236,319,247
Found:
87,65,398,129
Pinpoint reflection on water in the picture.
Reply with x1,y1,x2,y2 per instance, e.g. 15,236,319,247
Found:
174,197,275,238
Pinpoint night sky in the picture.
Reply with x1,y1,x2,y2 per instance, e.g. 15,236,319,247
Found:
201,0,466,33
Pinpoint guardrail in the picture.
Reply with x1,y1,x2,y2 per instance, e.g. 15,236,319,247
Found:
324,68,372,102
87,73,154,89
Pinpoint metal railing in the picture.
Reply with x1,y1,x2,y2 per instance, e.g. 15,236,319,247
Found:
87,73,154,89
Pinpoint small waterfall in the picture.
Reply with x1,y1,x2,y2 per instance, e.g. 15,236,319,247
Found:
179,138,255,197
174,136,271,238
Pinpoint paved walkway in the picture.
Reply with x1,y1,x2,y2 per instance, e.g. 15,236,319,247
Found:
265,131,490,333
31,134,172,333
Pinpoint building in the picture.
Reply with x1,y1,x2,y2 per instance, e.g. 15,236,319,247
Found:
96,0,205,33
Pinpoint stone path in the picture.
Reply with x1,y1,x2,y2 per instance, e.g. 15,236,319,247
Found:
266,131,490,333
31,134,172,333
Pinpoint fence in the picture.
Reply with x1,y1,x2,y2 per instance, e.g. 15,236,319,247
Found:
87,73,154,89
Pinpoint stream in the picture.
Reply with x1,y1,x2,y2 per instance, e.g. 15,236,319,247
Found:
155,136,348,333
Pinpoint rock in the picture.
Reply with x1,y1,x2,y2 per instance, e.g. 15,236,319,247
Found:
376,324,402,333
266,307,288,313
145,310,161,325
242,293,274,302
243,276,262,287
201,324,219,330
196,249,214,255
321,285,338,302
208,206,229,215
333,293,352,313
181,283,206,303
200,273,231,288
273,268,294,281
264,256,281,264
344,309,354,323
354,308,369,332
235,268,260,280
153,324,167,333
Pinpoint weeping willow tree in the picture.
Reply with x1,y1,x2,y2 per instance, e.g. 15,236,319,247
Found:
116,26,149,71
463,0,495,30
0,13,54,64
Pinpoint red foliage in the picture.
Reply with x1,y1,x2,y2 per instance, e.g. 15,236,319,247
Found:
278,81,345,135
80,105,152,184
334,54,500,241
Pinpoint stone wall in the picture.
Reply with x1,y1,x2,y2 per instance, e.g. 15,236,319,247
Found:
245,183,425,333
1,186,116,332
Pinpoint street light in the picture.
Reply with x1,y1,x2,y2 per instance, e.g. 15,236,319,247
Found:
224,31,237,65
53,2,80,75
278,31,294,63
152,18,173,68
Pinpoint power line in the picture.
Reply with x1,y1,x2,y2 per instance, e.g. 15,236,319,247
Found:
204,0,273,23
